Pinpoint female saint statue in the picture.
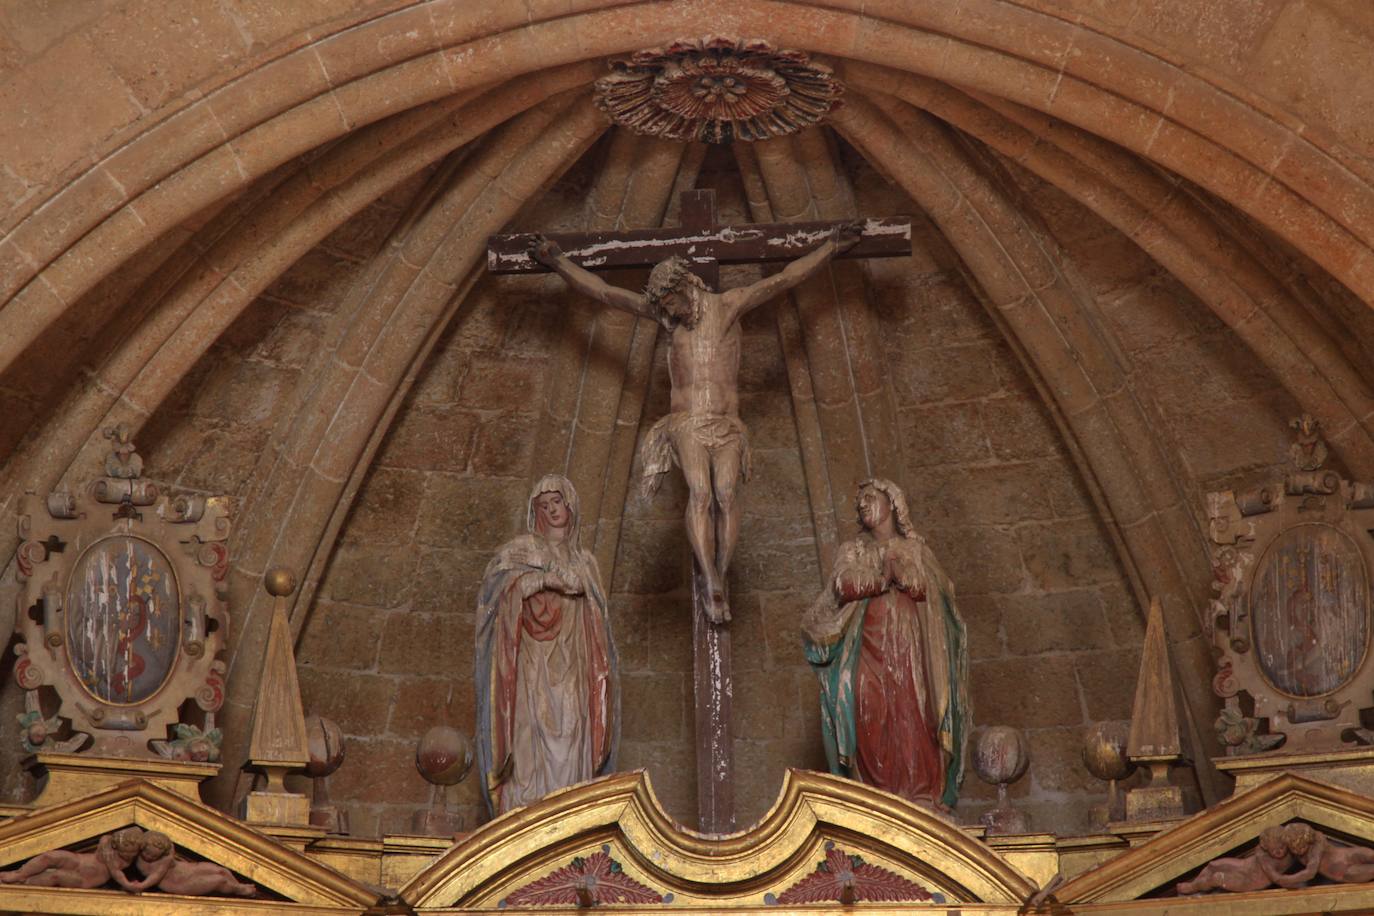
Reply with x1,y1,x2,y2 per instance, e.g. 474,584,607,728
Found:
475,475,619,816
802,479,970,809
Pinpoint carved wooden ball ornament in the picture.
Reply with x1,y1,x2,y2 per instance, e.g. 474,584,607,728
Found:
304,714,345,779
594,37,844,143
972,726,1030,786
416,725,474,786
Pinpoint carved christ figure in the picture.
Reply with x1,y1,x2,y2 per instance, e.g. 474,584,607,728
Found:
531,224,861,623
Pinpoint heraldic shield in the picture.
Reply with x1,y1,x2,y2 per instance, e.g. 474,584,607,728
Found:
13,426,230,764
1208,415,1374,754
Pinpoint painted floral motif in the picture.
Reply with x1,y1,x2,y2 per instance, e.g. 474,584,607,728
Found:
502,846,667,907
594,37,843,143
766,842,938,906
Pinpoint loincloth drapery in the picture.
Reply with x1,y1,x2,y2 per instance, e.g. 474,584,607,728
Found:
639,411,753,498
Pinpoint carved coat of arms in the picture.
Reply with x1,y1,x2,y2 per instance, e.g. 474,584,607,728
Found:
13,426,230,760
1208,416,1374,753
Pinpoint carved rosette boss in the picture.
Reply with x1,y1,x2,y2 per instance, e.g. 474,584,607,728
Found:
1207,415,1374,754
13,426,230,759
594,37,844,143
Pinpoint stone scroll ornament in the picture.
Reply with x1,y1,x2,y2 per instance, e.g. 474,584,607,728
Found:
594,37,844,143
13,425,230,759
501,847,667,907
1207,415,1374,754
765,842,939,905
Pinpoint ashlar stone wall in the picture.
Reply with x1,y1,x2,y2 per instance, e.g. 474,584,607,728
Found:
0,130,1306,839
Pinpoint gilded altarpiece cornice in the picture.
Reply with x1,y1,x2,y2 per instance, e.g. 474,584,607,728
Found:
8,771,1374,913
401,768,1035,913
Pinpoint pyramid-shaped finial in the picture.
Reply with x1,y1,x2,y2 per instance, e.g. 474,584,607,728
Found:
245,567,310,825
1128,596,1181,759
1125,596,1185,821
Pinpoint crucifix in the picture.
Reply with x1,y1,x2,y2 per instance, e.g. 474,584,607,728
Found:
488,190,911,833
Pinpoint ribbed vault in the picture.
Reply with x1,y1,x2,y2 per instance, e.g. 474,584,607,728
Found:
1,0,1370,833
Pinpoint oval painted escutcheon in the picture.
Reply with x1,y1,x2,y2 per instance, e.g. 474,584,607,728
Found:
66,536,180,705
1251,523,1369,698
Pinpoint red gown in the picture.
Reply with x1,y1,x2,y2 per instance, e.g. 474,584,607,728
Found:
843,579,944,804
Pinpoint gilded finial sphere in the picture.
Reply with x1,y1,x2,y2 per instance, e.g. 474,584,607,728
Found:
265,566,297,597
1082,722,1135,782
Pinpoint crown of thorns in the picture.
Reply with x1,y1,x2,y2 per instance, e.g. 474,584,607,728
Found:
644,256,698,305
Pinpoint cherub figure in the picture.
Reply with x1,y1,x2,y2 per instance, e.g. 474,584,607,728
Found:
1276,822,1374,887
103,423,143,479
0,826,144,888
16,691,87,754
109,831,256,897
1176,826,1293,894
1289,413,1327,470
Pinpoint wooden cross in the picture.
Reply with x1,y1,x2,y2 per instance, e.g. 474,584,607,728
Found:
488,190,911,286
488,190,911,833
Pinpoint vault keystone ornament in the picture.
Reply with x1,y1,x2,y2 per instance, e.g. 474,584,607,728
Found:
594,37,844,143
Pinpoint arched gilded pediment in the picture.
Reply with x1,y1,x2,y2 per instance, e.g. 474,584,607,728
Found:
0,778,377,912
401,768,1035,909
1056,773,1374,906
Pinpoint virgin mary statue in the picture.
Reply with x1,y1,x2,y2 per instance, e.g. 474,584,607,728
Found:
802,478,970,810
475,475,619,816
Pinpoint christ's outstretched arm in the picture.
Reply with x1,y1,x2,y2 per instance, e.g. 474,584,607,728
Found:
726,222,863,321
530,238,655,320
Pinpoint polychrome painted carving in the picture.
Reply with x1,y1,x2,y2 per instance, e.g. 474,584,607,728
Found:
1178,822,1374,894
765,842,938,905
0,827,144,889
110,831,256,897
0,827,256,897
1277,822,1374,886
503,847,665,907
13,426,231,758
1176,826,1292,894
474,475,619,816
531,226,859,623
802,478,970,810
594,37,844,144
1207,415,1374,752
